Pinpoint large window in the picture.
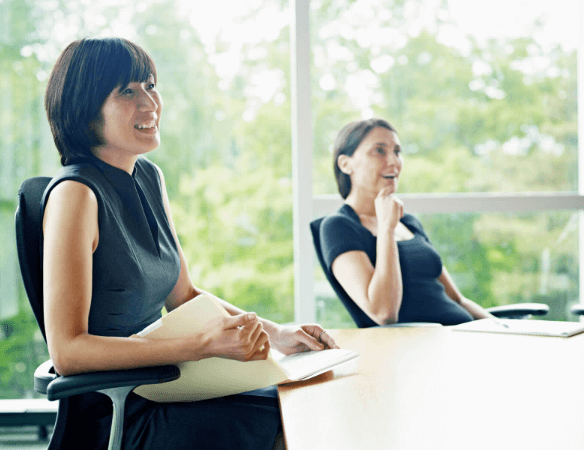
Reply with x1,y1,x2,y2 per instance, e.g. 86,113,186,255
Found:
306,0,582,326
0,0,582,402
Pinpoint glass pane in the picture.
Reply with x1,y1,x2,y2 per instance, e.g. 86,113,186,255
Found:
311,0,578,195
0,0,291,399
315,210,580,327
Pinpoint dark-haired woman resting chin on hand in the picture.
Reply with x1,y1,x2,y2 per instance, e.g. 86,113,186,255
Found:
320,118,497,327
42,37,338,450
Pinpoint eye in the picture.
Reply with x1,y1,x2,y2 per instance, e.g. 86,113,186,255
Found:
376,147,385,155
147,83,156,90
394,147,402,155
121,88,134,96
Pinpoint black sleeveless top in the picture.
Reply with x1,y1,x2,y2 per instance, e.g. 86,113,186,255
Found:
321,204,473,326
41,154,181,337
40,155,282,450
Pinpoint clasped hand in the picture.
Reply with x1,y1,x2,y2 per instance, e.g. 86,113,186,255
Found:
202,312,270,362
200,314,340,361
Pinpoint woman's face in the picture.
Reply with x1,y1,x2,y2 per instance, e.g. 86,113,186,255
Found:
94,74,162,158
341,127,403,197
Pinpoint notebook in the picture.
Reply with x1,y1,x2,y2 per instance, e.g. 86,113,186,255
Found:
452,318,584,338
133,294,359,402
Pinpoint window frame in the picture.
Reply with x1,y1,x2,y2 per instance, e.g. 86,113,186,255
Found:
290,0,584,324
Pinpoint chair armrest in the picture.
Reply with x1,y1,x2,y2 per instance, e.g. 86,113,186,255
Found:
34,360,58,395
34,360,180,401
570,304,584,316
486,303,549,319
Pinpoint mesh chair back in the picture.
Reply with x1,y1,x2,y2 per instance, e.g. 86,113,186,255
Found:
310,217,378,328
15,177,52,342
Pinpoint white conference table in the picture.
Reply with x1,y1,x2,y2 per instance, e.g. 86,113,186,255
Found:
278,326,584,450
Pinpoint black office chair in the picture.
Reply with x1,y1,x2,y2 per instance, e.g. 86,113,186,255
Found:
310,217,549,328
571,304,584,317
15,176,180,450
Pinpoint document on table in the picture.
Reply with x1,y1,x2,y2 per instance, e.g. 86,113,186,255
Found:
452,318,584,338
133,294,359,402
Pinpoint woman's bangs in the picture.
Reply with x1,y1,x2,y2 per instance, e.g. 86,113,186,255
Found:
115,41,157,90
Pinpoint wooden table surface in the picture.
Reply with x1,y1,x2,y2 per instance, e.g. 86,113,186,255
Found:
278,326,584,450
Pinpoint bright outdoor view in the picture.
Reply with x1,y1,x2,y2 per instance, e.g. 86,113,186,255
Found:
0,0,580,402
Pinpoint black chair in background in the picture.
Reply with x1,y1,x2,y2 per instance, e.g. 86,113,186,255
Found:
571,305,584,317
15,176,180,450
310,217,549,328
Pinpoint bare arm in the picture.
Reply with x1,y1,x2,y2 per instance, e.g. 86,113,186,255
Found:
332,239,402,325
156,164,337,353
331,190,404,325
43,180,268,377
438,267,495,320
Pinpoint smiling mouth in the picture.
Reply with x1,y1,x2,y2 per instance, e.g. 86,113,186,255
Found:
382,174,397,179
134,120,157,130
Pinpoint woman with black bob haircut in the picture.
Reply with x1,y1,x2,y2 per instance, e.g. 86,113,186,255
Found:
41,37,338,450
45,37,157,165
320,117,497,327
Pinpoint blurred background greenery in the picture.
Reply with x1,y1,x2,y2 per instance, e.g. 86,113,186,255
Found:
0,0,579,399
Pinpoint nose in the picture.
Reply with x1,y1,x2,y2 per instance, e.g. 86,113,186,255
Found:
137,89,158,112
386,151,399,166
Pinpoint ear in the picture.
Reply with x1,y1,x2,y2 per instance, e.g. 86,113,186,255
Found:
337,154,352,175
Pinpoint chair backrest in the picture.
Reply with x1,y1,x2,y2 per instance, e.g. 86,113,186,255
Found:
310,217,378,328
15,177,52,342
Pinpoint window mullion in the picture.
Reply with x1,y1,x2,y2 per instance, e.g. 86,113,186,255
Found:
291,0,315,324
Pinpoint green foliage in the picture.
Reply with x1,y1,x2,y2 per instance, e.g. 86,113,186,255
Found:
0,0,580,401
0,311,48,400
173,160,294,322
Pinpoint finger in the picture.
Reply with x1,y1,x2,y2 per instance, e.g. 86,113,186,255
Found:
304,325,338,350
224,312,257,330
235,320,262,352
249,338,271,361
246,332,269,361
247,320,264,345
376,186,392,198
250,330,270,356
320,331,340,350
296,328,325,351
258,340,271,360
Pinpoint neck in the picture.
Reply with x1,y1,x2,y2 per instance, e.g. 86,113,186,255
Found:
344,189,376,217
91,147,137,175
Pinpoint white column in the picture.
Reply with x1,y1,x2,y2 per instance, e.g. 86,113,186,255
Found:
578,0,584,311
291,0,315,323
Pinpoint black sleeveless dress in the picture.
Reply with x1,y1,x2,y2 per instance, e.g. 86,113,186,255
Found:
41,154,281,450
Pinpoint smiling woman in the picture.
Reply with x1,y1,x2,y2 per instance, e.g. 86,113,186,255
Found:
321,118,491,326
94,74,162,172
1,0,297,407
37,36,336,450
44,38,159,167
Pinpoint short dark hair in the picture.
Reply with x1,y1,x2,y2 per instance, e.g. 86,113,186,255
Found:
333,118,397,199
45,37,157,165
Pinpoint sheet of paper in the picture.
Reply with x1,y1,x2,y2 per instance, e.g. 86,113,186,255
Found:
276,348,359,381
452,318,584,337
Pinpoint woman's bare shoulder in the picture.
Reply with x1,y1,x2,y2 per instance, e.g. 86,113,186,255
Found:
47,179,97,207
